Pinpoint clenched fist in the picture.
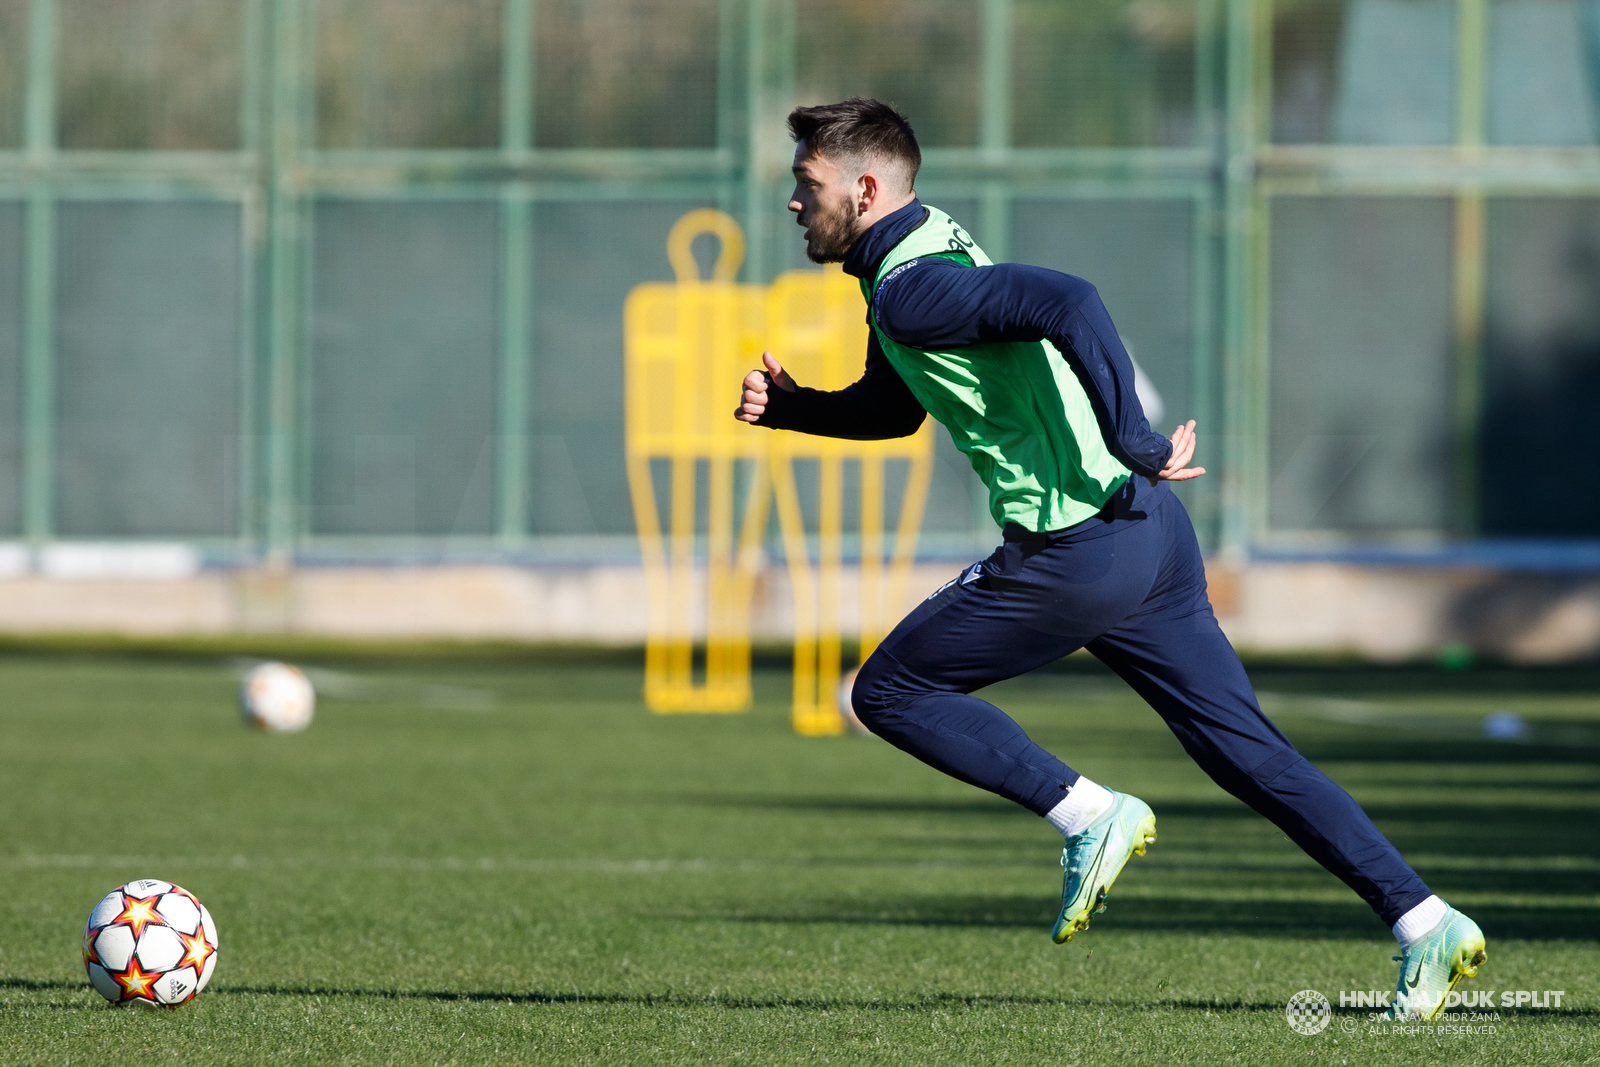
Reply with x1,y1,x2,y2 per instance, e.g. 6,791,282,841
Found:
734,351,796,423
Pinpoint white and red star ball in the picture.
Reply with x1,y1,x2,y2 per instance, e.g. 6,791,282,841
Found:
82,880,218,1007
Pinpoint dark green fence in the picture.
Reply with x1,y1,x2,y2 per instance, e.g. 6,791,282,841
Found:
0,0,1596,565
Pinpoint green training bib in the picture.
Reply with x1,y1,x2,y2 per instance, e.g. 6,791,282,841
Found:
860,206,1131,533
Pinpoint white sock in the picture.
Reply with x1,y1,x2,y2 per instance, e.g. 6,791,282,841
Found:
1392,895,1448,948
1044,777,1115,839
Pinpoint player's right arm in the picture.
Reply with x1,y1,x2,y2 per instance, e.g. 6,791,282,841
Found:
874,259,1203,483
734,333,926,441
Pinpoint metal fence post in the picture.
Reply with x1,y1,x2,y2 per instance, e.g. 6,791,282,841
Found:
21,0,56,548
1219,0,1261,559
976,0,1013,539
977,0,1012,263
497,0,534,547
743,0,794,286
1183,0,1224,551
262,0,309,564
236,0,268,555
1452,0,1489,539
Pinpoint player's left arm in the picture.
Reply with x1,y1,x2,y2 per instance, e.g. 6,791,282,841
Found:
875,259,1203,483
735,335,927,440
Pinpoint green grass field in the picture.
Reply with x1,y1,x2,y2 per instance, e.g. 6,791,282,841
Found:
2,651,1597,1065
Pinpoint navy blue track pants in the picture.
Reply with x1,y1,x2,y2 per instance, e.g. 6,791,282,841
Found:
851,487,1432,926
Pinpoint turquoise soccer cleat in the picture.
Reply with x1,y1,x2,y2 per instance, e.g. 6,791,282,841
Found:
1386,907,1488,1021
1051,791,1157,943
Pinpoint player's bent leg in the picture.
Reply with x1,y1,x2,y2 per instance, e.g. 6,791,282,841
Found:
854,520,1171,941
852,524,1163,817
856,637,1161,944
850,603,1082,816
1094,619,1436,925
1086,494,1436,928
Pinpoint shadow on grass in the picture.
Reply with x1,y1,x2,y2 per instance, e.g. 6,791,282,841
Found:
698,892,1600,941
1290,736,1600,768
1025,660,1600,695
680,788,1600,878
0,976,1276,1012
1239,667,1600,697
145,982,1306,1015
1148,798,1600,871
12,976,1600,1021
0,977,82,992
683,723,1600,844
673,792,1022,817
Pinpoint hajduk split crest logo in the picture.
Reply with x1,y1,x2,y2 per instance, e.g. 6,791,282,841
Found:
1286,989,1332,1034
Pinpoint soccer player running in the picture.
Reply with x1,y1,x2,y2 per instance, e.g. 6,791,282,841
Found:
735,98,1485,1021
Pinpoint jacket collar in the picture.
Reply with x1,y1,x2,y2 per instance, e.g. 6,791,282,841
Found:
842,198,928,280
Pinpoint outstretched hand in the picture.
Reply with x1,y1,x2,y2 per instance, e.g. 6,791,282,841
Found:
1152,420,1206,485
734,351,796,423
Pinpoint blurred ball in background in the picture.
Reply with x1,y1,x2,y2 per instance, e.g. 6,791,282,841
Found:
240,662,315,733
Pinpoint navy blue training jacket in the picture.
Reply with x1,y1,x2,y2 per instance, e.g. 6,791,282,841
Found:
754,199,1175,481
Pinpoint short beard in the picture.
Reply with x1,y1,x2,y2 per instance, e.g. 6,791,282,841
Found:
802,197,859,264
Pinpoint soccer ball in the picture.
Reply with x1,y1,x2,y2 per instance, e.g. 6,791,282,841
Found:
83,879,218,1007
240,661,315,732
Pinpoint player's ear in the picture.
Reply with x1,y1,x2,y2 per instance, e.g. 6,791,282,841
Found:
856,171,877,216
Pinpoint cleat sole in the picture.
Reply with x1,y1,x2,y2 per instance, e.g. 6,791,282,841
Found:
1132,814,1157,855
1416,935,1488,1022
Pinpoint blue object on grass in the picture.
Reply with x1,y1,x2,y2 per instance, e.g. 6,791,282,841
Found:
1482,711,1529,740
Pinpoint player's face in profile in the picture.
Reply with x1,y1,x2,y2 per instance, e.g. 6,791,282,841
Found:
789,146,859,264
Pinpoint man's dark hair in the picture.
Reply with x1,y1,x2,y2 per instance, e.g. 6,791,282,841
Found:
787,98,920,190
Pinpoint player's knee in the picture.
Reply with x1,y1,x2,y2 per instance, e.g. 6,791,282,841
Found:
849,655,899,727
